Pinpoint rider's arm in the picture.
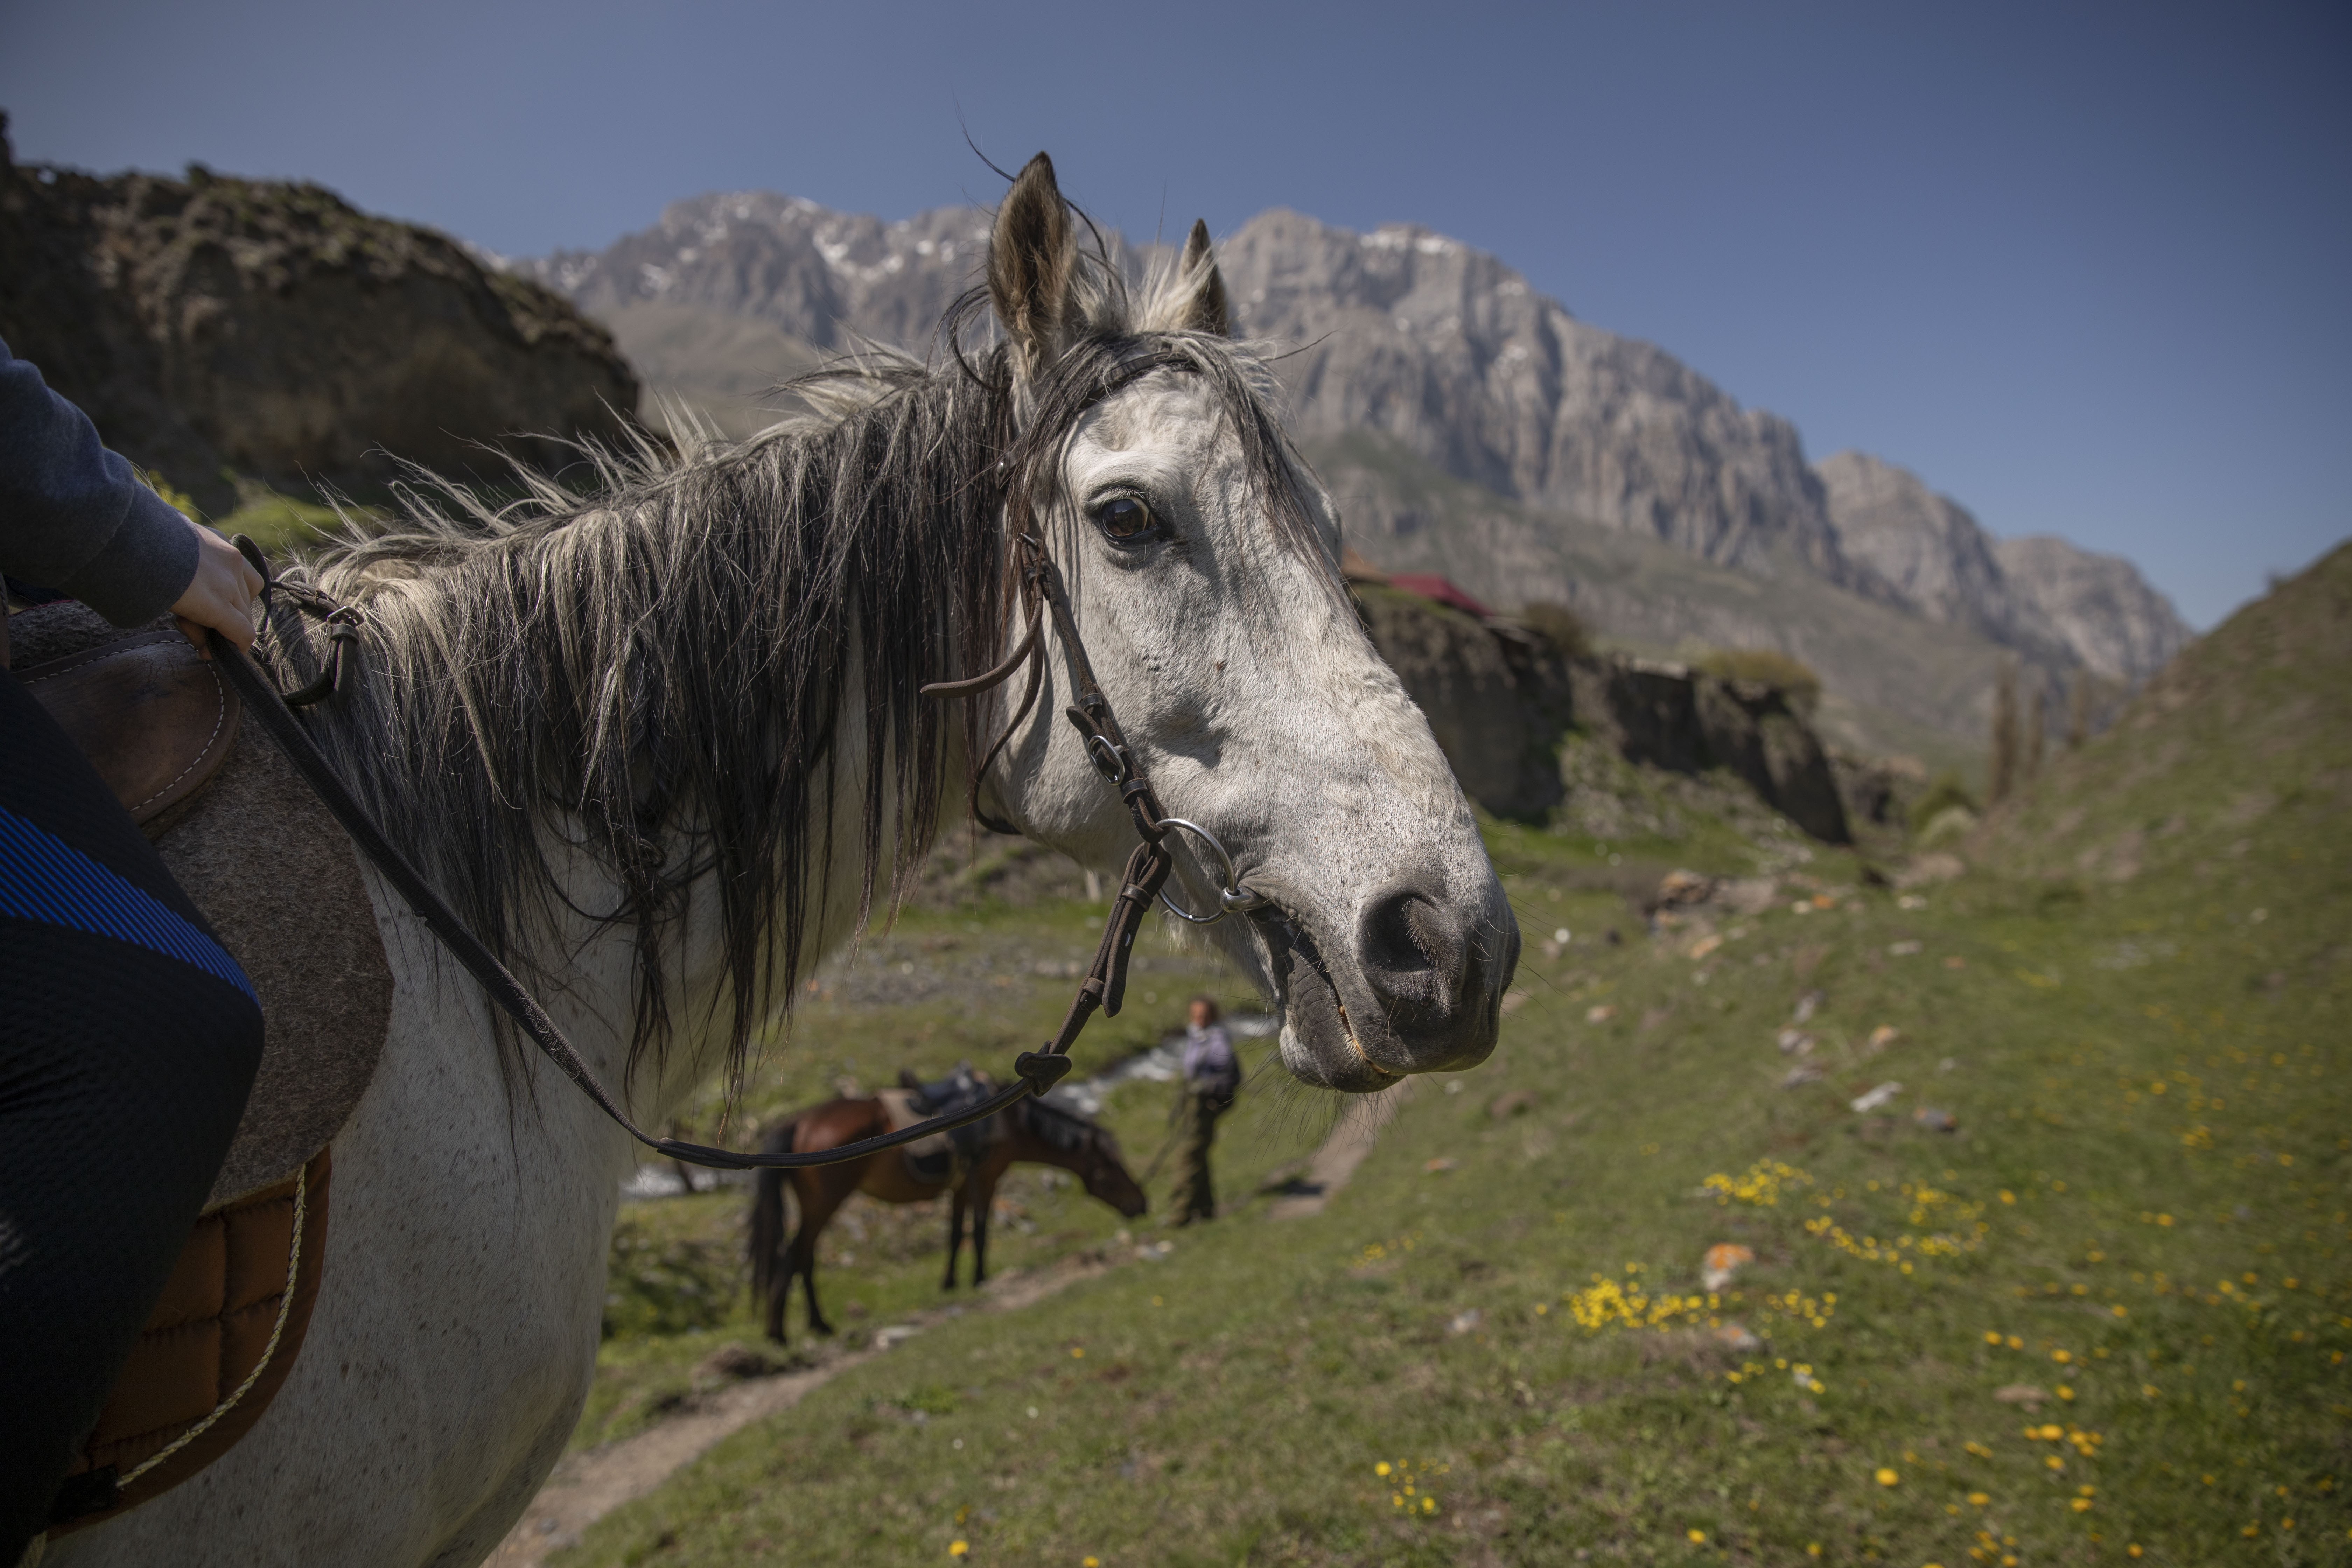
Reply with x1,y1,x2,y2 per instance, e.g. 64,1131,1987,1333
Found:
0,336,199,626
1,338,259,649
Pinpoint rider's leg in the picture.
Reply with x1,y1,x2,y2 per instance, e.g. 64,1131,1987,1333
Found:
0,673,263,1556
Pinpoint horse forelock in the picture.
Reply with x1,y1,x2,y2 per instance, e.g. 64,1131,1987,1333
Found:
267,256,1321,1092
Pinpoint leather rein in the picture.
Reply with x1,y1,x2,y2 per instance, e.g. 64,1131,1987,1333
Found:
214,515,1267,1173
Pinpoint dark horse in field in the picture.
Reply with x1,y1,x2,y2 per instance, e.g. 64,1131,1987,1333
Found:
748,1091,1146,1343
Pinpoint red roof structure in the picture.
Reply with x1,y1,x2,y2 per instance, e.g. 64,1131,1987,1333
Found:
1386,574,1495,620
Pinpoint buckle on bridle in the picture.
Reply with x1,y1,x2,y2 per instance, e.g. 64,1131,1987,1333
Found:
1084,733,1131,784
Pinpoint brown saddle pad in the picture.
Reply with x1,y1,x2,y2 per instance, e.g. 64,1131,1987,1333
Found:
10,602,394,1207
16,625,243,837
46,1149,333,1537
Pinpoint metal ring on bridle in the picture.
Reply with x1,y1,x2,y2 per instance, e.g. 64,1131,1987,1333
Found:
1152,817,1272,924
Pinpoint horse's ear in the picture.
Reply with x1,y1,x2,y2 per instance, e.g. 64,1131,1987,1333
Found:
989,152,1078,377
1173,218,1231,336
1141,218,1231,336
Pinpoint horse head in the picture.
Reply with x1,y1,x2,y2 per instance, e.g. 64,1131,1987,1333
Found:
974,155,1519,1094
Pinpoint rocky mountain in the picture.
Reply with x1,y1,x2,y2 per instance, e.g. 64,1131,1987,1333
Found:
503,185,2192,758
1816,451,2188,682
0,117,635,515
1989,534,2194,686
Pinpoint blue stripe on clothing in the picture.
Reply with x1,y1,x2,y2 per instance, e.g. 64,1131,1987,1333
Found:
0,804,260,1006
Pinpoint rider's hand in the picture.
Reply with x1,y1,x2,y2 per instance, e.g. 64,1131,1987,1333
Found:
169,523,265,656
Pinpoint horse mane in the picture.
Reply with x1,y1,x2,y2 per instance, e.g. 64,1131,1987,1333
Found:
269,231,1331,1089
1020,1093,1119,1160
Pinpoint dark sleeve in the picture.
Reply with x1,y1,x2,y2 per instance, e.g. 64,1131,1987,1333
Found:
0,337,198,626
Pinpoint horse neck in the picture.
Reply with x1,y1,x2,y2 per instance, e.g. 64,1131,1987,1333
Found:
303,392,997,1118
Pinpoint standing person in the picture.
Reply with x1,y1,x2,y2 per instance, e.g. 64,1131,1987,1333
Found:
1169,995,1240,1226
1,337,267,1557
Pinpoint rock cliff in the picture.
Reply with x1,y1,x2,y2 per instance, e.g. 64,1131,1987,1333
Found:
1356,585,1849,842
0,118,637,513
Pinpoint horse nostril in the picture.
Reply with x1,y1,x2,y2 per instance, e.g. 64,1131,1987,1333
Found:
1358,882,1468,1014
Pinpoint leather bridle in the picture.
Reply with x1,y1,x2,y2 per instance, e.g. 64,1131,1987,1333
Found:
215,458,1270,1171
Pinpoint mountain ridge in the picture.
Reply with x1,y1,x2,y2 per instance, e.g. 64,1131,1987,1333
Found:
503,187,2191,751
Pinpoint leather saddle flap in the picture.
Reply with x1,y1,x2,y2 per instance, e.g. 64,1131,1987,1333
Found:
19,627,242,836
10,603,394,1208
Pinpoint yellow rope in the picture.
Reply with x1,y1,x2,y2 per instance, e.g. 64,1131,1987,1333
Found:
117,1163,309,1488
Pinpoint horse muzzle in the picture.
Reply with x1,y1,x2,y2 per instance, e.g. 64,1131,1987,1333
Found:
1253,863,1518,1094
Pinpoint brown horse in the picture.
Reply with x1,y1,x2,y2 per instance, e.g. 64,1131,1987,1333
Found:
748,1091,1147,1343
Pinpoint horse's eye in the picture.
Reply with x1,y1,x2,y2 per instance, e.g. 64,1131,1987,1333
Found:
1093,496,1157,543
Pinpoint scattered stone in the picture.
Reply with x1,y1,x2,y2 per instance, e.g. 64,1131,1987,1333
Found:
872,1324,922,1350
1701,1243,1756,1290
1913,1106,1958,1133
1554,927,1572,945
1688,933,1724,960
1658,869,1715,906
1777,1029,1816,1056
1717,877,1782,915
1897,894,1928,910
1995,1384,2050,1406
694,1343,785,1384
1425,1157,1458,1174
1792,989,1824,1024
1790,899,1814,916
1710,1322,1763,1352
1449,1308,1484,1335
1943,955,1967,970
1586,1004,1618,1024
1500,988,1532,1014
1888,940,1923,957
1488,1088,1538,1120
1782,1064,1825,1088
1866,1024,1903,1052
1850,1081,1904,1114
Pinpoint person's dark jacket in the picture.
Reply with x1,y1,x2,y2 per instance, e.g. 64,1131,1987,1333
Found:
1,337,197,624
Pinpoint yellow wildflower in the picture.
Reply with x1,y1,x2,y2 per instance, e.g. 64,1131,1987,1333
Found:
949,1545,969,1559
1375,1462,1391,1477
1876,1467,1900,1487
1687,1528,1706,1543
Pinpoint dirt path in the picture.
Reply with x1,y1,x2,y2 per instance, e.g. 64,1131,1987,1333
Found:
494,1088,1410,1561
488,1261,1101,1564
1265,1078,1418,1218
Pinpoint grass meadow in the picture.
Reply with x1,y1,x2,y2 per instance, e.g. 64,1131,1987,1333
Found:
524,544,2351,1565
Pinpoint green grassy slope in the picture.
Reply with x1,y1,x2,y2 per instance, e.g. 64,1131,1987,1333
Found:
551,549,2349,1567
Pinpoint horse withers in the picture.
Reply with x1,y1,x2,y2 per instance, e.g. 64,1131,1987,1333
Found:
747,1089,1144,1344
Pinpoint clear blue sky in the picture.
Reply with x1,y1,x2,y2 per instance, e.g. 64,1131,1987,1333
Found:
4,0,2345,628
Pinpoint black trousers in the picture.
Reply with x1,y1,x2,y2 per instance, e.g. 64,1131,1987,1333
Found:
0,667,262,1556
1170,1087,1230,1223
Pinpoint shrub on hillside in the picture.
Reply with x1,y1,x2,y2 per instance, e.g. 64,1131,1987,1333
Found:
1908,771,1979,839
1516,601,1592,659
1693,647,1822,714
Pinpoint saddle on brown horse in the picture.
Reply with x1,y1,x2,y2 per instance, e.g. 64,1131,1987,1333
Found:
7,602,391,1535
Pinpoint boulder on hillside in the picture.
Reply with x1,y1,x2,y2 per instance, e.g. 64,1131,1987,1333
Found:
0,115,637,515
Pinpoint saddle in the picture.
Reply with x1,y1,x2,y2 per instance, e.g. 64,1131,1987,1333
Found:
7,602,394,1535
888,1065,1002,1184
